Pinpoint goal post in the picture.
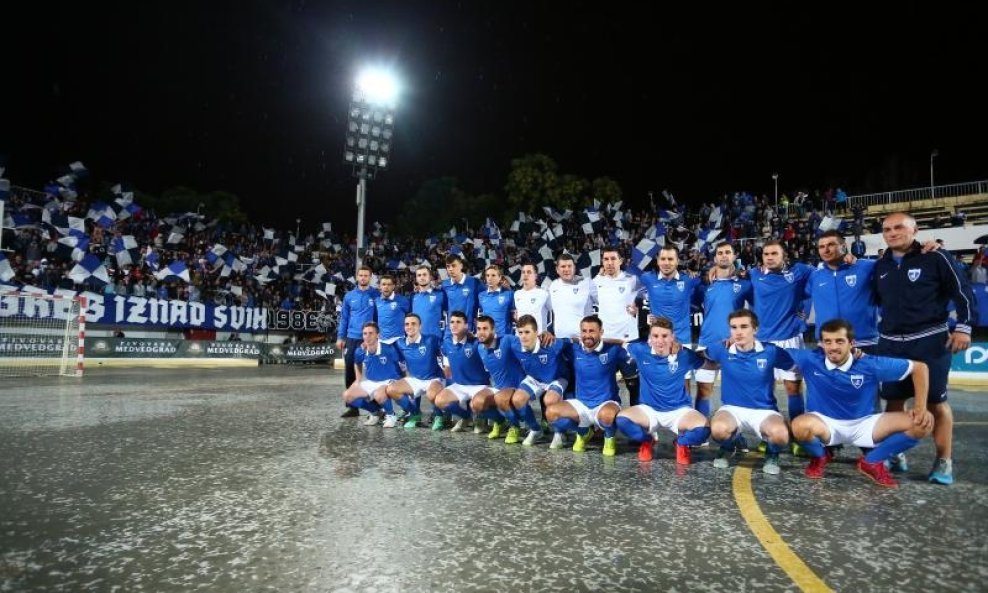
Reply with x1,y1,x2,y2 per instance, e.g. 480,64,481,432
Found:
0,291,86,377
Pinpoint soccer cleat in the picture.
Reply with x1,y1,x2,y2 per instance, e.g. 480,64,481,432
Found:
928,458,954,485
857,457,899,488
473,419,488,435
762,453,781,475
790,442,808,458
638,440,654,462
403,414,421,429
522,429,543,447
504,426,522,444
487,421,505,439
431,415,445,431
602,436,617,457
450,418,468,433
340,407,360,418
540,419,551,433
363,412,382,426
572,431,591,453
675,443,692,465
382,414,399,428
887,453,909,474
733,435,750,453
713,447,732,469
757,441,768,454
549,432,565,450
804,449,834,479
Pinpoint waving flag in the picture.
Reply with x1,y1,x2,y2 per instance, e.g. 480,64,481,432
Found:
155,261,191,283
68,254,110,285
112,235,140,267
0,253,15,282
632,239,659,272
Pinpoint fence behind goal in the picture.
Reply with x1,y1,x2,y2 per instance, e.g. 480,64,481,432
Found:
0,292,86,377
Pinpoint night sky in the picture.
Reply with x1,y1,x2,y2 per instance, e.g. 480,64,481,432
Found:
4,2,987,234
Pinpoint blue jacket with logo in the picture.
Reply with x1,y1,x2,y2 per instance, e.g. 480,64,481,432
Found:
808,260,879,345
874,242,977,336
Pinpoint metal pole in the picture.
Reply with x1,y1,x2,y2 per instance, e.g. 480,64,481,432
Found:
355,172,367,270
930,155,935,200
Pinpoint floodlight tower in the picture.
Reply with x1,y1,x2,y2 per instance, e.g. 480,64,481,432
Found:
343,68,398,270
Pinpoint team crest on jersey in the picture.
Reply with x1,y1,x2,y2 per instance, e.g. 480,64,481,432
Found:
378,356,388,364
757,358,767,370
733,283,742,293
845,274,857,288
668,357,679,373
390,302,397,310
907,269,921,282
530,298,536,304
677,281,685,291
850,374,865,389
619,287,625,293
464,347,473,358
784,272,794,283
538,354,548,364
462,288,470,295
498,296,505,304
429,295,436,303
494,349,502,359
418,346,427,356
599,353,609,364
573,287,579,294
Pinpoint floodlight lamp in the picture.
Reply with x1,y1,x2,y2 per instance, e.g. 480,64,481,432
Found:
358,138,368,149
368,155,377,166
355,68,399,107
369,140,379,151
378,157,388,168
345,151,355,162
382,129,393,140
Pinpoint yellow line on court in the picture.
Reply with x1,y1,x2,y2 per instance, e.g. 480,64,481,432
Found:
732,455,834,593
955,421,988,426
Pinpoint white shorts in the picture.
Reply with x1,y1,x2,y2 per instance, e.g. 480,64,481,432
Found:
809,412,881,448
632,404,693,435
358,379,393,395
693,346,718,384
445,383,491,407
403,376,444,397
769,336,803,381
520,376,568,400
717,405,784,437
569,399,620,429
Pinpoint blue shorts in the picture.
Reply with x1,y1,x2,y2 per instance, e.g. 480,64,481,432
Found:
877,332,950,404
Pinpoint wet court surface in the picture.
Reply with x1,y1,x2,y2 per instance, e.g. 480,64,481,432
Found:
1,367,987,592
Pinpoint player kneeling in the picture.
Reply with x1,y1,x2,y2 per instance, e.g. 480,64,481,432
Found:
544,316,633,456
434,311,493,432
341,322,403,425
789,319,934,488
616,318,710,464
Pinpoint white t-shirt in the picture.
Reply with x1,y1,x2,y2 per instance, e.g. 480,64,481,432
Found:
548,276,597,340
513,287,551,334
593,271,642,341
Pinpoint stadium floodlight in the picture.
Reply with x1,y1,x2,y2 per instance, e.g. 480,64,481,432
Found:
344,67,399,269
772,172,779,212
930,149,939,199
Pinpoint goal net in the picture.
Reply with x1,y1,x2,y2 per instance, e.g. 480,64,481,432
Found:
0,291,86,377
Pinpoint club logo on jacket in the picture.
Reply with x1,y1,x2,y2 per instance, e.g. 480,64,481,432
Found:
908,269,922,282
845,274,857,287
850,374,864,389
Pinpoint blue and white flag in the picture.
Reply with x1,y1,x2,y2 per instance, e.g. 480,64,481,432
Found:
57,233,90,262
145,248,160,271
632,239,659,272
0,253,15,282
155,261,191,283
112,235,140,267
68,254,110,285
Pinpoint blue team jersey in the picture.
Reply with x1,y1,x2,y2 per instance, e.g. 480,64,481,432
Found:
750,264,814,341
338,286,380,340
572,342,632,407
441,335,491,386
442,276,482,332
395,335,444,380
698,278,752,347
477,335,526,390
478,288,515,336
640,272,702,344
510,338,571,384
786,348,912,420
353,342,403,381
374,294,411,341
626,342,705,411
704,341,794,410
808,260,879,345
412,289,446,337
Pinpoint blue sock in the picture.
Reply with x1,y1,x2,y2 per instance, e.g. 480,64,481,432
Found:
695,398,711,418
600,421,616,438
616,416,650,443
799,437,826,458
677,427,711,447
381,399,394,415
480,409,504,422
443,402,472,419
396,395,415,414
865,432,919,464
502,408,519,426
352,398,380,414
578,426,593,437
788,394,805,419
519,404,541,431
552,417,578,434
413,395,422,415
765,441,785,454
